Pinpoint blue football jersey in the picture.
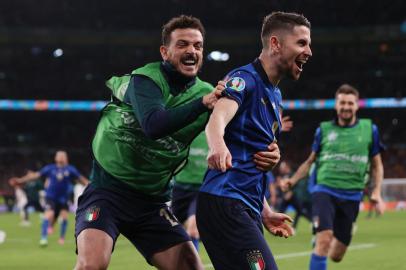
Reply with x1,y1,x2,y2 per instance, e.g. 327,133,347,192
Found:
200,59,282,215
40,164,81,203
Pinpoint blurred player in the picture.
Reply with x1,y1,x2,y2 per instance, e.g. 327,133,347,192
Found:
197,11,312,270
10,150,89,246
20,170,44,226
282,84,385,270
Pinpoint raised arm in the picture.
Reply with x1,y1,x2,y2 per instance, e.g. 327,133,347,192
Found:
206,98,239,172
10,171,41,186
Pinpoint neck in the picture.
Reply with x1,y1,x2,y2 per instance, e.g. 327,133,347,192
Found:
258,50,281,86
337,117,356,127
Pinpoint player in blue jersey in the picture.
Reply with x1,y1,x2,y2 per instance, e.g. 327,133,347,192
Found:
196,11,312,270
10,150,89,246
282,84,385,270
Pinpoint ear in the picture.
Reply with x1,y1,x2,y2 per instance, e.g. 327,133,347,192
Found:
160,45,168,61
270,36,281,53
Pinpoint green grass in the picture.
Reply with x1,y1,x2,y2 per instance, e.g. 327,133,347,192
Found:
0,211,405,269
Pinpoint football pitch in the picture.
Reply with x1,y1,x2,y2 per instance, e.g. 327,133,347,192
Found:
0,211,405,269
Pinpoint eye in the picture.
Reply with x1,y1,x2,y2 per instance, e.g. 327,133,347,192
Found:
194,42,203,50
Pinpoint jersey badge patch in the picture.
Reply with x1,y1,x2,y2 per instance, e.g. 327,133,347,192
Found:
85,206,100,222
247,250,265,270
226,77,246,92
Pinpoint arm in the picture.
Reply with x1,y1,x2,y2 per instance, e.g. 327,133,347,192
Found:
262,198,294,238
369,153,385,214
126,75,221,139
77,175,90,186
281,152,317,191
206,98,239,172
14,171,41,185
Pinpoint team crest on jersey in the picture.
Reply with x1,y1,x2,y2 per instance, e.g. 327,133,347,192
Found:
327,131,338,142
247,250,265,270
85,206,100,222
226,77,246,92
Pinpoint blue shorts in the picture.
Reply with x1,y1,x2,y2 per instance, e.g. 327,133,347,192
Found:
44,197,68,218
196,192,278,270
75,184,190,263
171,184,199,223
312,192,360,246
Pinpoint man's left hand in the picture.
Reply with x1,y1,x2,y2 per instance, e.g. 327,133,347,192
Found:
262,212,294,238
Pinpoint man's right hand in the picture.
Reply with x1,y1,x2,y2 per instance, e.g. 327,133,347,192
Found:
202,80,225,109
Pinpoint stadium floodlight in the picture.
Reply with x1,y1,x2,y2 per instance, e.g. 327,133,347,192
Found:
208,51,229,62
53,48,64,58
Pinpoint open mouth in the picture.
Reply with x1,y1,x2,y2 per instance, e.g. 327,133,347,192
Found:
181,55,197,67
295,59,306,72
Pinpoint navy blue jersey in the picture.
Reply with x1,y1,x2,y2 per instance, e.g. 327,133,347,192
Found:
200,59,282,215
311,120,384,200
40,164,81,203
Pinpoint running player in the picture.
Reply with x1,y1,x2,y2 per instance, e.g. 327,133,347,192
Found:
282,84,385,270
10,150,89,246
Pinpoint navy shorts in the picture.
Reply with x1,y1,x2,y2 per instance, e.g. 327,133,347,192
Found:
171,185,199,224
75,184,190,263
197,192,278,270
312,192,360,246
44,197,68,218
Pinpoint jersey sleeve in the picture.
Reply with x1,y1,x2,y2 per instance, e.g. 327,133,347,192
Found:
311,127,322,153
370,124,385,157
221,71,256,106
39,164,52,177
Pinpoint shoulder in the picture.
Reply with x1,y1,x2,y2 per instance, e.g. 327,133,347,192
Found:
224,70,256,92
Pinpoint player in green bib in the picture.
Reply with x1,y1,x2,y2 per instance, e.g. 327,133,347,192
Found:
283,84,385,270
74,15,281,270
172,132,207,251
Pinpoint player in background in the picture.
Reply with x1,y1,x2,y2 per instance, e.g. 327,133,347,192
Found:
197,11,312,270
282,84,385,270
10,150,89,246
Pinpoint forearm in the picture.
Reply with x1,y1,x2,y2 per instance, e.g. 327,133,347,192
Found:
290,161,312,186
370,158,384,196
78,176,90,186
205,112,227,150
18,172,41,184
143,98,207,139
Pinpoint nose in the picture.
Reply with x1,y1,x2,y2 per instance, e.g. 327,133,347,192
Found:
185,44,196,54
305,45,312,57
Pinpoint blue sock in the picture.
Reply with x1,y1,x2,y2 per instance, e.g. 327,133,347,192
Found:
60,219,68,239
191,238,199,251
309,253,327,270
41,219,49,239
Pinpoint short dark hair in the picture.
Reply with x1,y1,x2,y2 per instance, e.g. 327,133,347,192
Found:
162,15,205,46
261,11,311,48
335,84,360,99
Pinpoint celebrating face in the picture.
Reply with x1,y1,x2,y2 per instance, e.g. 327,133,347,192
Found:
276,25,312,81
160,28,204,78
335,93,359,124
